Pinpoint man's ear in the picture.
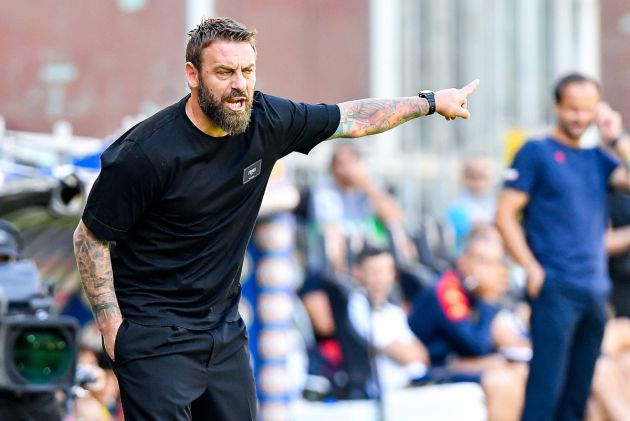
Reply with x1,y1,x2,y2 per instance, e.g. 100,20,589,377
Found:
185,62,200,89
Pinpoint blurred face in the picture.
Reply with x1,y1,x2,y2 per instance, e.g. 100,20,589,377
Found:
459,238,508,302
355,253,396,306
331,146,361,187
463,158,492,197
190,40,256,135
555,81,601,141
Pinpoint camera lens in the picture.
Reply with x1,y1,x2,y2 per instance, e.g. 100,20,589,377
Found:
12,328,74,384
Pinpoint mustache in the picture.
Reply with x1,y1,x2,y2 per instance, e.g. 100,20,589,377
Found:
222,90,249,102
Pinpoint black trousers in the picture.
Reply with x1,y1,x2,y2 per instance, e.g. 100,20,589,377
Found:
107,318,257,421
0,392,62,421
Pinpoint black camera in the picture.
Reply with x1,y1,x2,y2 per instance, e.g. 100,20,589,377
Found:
0,260,79,392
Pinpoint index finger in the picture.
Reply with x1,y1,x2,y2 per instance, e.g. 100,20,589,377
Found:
461,79,480,96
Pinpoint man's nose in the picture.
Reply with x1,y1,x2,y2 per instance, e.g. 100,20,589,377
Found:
231,71,247,92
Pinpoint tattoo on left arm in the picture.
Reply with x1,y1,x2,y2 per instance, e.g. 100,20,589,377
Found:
329,97,429,139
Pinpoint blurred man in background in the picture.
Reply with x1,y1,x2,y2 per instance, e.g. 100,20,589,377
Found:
445,155,496,255
348,246,429,394
310,143,405,272
408,225,527,421
73,17,479,421
496,73,630,420
599,102,630,318
299,143,409,382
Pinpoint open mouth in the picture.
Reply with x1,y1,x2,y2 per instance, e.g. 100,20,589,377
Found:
224,97,247,112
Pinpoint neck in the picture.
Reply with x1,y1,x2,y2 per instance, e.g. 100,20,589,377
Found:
185,95,227,137
552,128,580,148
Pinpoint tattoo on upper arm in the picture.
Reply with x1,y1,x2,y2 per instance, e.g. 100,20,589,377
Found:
330,97,427,139
73,223,120,324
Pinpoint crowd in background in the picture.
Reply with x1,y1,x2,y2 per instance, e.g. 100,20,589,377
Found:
3,104,630,421
291,97,630,421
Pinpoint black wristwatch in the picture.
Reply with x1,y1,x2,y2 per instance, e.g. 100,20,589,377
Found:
418,90,436,115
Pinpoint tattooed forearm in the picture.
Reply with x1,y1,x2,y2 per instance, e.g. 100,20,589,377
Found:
329,96,429,139
73,221,122,332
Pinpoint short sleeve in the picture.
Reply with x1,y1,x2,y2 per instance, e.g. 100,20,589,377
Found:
297,271,325,296
504,141,540,194
258,93,340,157
82,139,162,241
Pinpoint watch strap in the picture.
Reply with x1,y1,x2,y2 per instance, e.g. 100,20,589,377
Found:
418,90,436,115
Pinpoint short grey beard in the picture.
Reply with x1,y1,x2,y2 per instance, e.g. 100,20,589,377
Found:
197,81,252,135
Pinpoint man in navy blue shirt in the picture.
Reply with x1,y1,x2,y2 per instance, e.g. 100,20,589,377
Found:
496,73,630,421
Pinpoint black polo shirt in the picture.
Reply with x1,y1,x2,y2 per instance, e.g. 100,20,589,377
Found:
82,91,340,329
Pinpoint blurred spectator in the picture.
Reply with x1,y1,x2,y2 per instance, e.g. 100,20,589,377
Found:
299,144,412,390
599,103,630,318
444,155,496,255
74,346,112,421
589,103,630,420
309,143,405,272
588,319,630,420
74,323,121,421
348,246,428,395
408,225,527,421
297,270,344,395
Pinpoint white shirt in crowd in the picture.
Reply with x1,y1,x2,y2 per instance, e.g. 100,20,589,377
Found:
348,292,427,395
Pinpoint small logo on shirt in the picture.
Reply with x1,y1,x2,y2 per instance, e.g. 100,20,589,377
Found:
243,160,262,184
503,168,519,181
554,150,566,164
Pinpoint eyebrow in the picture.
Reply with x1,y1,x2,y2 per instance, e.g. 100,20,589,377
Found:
214,65,234,72
214,64,255,72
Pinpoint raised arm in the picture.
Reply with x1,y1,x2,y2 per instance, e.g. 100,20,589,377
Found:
329,79,480,139
73,220,122,360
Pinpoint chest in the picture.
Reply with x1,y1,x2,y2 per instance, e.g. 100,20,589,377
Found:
536,149,606,199
156,136,275,220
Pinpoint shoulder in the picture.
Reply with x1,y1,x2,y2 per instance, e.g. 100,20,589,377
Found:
125,97,184,147
517,137,549,156
347,292,369,326
435,272,471,322
348,291,369,313
381,302,408,322
248,91,298,136
506,138,549,180
103,98,185,174
252,91,338,124
594,146,620,164
252,91,294,119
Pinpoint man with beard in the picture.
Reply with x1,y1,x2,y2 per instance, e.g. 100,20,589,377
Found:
496,73,630,420
73,17,479,421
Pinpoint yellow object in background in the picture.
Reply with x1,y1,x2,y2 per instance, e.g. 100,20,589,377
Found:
503,127,527,165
